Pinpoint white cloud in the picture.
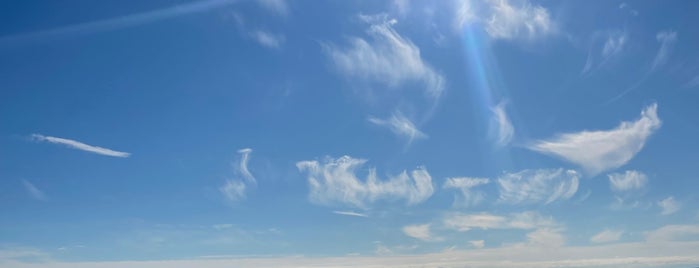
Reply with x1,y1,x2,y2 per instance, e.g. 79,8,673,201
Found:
496,169,579,205
251,30,285,49
527,103,661,175
608,170,647,192
220,148,256,202
443,177,490,207
469,240,485,249
332,210,368,218
256,0,289,17
443,211,556,232
368,112,427,145
652,31,677,71
455,0,555,41
21,180,47,201
658,196,680,215
324,16,445,99
212,224,234,230
646,225,699,242
31,134,130,158
491,102,514,146
525,228,565,248
296,156,434,208
601,32,627,59
590,229,623,244
403,224,442,242
581,30,628,75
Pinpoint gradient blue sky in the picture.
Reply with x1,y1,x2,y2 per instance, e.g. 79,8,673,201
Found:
1,0,699,267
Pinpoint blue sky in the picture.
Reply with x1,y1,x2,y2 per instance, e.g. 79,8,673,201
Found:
1,0,699,267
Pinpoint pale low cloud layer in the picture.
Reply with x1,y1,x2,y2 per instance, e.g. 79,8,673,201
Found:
658,196,680,215
528,103,661,175
455,0,555,41
324,15,445,99
219,148,256,202
443,211,557,232
368,112,427,145
496,169,579,205
443,177,490,207
590,229,624,243
608,170,647,192
296,156,434,208
31,134,130,158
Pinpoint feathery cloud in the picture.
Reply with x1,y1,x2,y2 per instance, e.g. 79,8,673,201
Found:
590,229,623,243
658,196,680,215
608,170,647,192
403,224,442,242
455,0,555,41
220,148,255,202
490,102,514,146
251,30,285,49
31,134,130,158
21,180,47,201
443,177,490,207
368,112,427,145
324,15,445,99
496,169,579,205
652,31,677,71
528,103,661,175
296,156,434,208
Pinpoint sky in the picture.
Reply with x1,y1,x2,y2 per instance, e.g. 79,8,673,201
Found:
1,0,699,267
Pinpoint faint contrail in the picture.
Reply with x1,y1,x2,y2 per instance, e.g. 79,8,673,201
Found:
0,0,237,46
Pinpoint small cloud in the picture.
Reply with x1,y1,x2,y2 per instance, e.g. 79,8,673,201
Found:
220,148,256,202
590,229,623,243
454,0,555,41
497,169,579,205
526,228,565,248
652,31,678,71
31,134,130,158
402,224,442,242
22,179,47,201
658,196,680,215
528,103,661,175
251,30,285,49
469,240,485,248
256,0,289,17
442,177,490,207
608,170,647,192
212,224,234,230
368,112,427,145
490,101,514,146
332,210,368,218
443,211,557,232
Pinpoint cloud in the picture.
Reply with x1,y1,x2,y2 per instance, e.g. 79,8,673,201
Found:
590,229,623,244
220,148,255,202
469,240,485,248
443,177,490,207
652,31,677,71
403,224,442,242
525,228,565,248
455,0,555,41
490,102,514,146
527,103,661,175
256,0,289,17
0,0,238,46
443,211,556,232
212,224,234,230
646,225,699,242
31,134,130,158
324,15,445,99
296,156,434,208
368,112,427,145
608,170,647,192
21,180,47,201
658,196,680,215
250,30,285,49
496,169,579,205
581,30,627,75
332,210,368,218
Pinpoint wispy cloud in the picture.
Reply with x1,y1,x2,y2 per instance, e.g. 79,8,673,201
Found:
442,177,490,207
0,0,238,46
251,30,285,49
332,210,368,218
31,134,130,158
581,30,628,75
490,102,514,146
256,0,289,17
646,224,699,242
652,30,678,71
402,224,442,242
525,228,565,248
368,112,427,145
296,156,434,208
527,103,661,175
455,0,555,41
220,148,256,202
590,229,623,244
469,240,485,249
496,169,579,205
21,180,47,201
443,211,557,232
324,15,445,99
658,196,680,215
608,170,647,192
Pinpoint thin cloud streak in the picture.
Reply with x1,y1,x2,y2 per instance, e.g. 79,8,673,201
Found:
31,134,130,158
332,210,368,218
21,180,47,201
0,0,238,46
